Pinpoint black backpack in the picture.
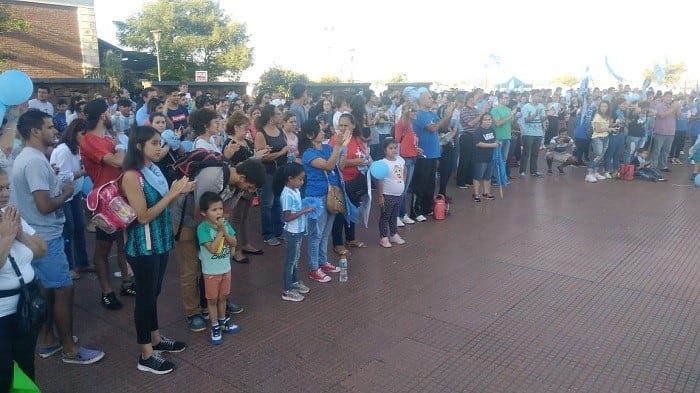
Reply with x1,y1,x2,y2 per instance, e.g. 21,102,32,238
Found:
167,148,230,184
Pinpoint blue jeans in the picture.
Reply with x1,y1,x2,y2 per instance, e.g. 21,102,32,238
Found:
283,231,302,291
306,198,335,271
589,137,608,172
624,136,644,163
62,197,90,270
604,132,625,172
260,173,283,241
399,157,415,218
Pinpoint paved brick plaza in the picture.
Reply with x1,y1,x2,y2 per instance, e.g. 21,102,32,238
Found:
35,163,700,392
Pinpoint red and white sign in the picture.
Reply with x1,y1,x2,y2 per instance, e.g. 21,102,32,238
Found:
195,71,208,82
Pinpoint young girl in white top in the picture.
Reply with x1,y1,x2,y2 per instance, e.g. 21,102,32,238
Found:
375,138,406,248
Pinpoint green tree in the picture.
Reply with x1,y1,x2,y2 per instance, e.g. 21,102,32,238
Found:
552,74,579,87
319,74,340,83
642,61,687,86
257,67,309,98
115,0,253,81
85,50,124,89
0,4,30,67
389,73,408,83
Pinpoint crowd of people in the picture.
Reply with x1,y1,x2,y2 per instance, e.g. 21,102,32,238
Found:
1,79,698,387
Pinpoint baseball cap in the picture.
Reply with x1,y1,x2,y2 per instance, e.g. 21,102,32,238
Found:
84,99,108,121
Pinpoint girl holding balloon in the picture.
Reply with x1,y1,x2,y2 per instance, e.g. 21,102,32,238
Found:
373,138,406,248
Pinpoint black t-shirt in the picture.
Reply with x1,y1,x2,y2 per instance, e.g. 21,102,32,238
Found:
627,110,645,137
167,105,189,131
473,126,496,163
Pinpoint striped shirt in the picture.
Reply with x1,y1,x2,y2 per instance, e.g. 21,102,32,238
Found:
281,186,306,234
111,112,135,133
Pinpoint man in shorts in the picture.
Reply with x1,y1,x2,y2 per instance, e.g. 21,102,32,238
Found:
11,110,104,364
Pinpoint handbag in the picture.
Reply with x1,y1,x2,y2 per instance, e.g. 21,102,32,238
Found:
0,254,48,333
344,172,368,206
325,169,346,215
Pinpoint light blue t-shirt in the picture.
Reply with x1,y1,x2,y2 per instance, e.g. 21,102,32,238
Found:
412,110,441,158
197,220,235,275
520,103,545,137
10,147,65,240
281,186,306,234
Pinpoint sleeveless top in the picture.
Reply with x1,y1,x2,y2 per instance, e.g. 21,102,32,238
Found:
261,127,287,174
125,178,174,257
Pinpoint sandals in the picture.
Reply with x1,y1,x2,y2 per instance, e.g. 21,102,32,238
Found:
334,246,351,256
345,241,367,248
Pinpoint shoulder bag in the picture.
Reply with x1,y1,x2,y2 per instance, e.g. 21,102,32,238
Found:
0,254,47,333
325,168,346,215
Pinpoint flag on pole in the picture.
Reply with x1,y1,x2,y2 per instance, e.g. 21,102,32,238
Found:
654,65,665,85
604,55,624,82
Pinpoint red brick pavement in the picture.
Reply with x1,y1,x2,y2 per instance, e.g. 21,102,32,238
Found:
34,164,700,392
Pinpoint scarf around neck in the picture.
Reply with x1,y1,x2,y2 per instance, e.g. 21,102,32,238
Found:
140,163,169,197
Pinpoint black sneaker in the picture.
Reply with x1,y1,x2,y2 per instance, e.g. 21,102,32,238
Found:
137,354,175,375
472,194,481,203
152,336,186,353
120,282,136,297
101,292,123,310
226,301,244,314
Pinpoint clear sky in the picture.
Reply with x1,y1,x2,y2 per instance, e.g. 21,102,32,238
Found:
94,0,700,90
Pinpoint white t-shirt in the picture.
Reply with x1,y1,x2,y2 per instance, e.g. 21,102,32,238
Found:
27,99,54,116
0,217,37,318
49,143,84,202
380,157,405,196
194,136,221,153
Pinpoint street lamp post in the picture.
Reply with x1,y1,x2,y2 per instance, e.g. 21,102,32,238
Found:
349,48,355,83
151,30,162,82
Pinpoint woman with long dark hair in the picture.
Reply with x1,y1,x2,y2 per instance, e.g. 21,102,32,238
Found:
254,104,288,246
299,119,350,283
49,119,91,278
331,113,368,256
120,126,195,374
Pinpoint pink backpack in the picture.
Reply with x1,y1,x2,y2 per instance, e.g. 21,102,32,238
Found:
85,173,138,234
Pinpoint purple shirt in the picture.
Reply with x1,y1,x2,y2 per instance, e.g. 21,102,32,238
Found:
652,103,676,136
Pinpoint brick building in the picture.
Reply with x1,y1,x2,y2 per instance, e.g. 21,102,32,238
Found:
2,0,99,78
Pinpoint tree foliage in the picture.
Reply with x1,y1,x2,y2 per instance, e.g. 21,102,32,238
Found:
0,4,30,67
552,74,579,87
642,61,686,86
115,0,253,81
257,67,309,97
319,74,340,83
85,50,125,89
389,73,408,83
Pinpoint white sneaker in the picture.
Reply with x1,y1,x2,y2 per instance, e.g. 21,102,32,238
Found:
389,234,406,245
396,217,405,227
379,237,392,248
603,172,612,179
585,174,598,183
401,215,415,224
415,215,427,222
595,173,606,180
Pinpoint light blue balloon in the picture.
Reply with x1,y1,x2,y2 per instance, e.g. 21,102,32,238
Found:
695,173,700,187
0,103,5,129
181,140,193,153
369,160,389,179
0,70,34,106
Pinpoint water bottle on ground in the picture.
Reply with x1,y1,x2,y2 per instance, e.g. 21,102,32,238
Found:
339,256,348,282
